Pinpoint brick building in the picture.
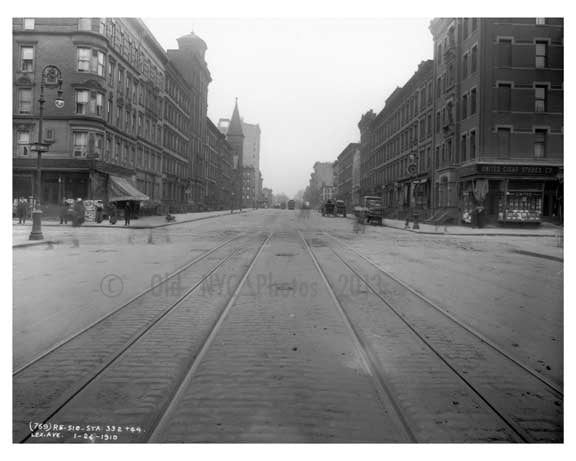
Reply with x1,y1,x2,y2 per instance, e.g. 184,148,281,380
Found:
359,60,434,219
355,18,563,226
13,18,220,213
334,143,359,211
207,118,234,210
429,17,563,224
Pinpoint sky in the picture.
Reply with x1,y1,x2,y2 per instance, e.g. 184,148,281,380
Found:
144,18,433,198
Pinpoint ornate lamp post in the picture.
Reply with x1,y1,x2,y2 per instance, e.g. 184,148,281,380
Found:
29,65,64,240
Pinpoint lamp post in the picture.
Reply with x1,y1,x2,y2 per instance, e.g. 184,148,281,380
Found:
29,65,64,240
407,144,420,230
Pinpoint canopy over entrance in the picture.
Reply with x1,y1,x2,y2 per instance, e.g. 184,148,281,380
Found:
108,175,149,202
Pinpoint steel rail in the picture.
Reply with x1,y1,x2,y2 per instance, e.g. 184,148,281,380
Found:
147,232,273,442
323,230,563,397
17,236,258,443
315,232,535,442
297,230,417,443
14,233,246,376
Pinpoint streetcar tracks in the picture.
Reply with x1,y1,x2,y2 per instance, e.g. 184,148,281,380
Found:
323,230,563,397
297,230,416,443
14,233,268,443
304,230,562,442
14,232,245,376
147,232,273,441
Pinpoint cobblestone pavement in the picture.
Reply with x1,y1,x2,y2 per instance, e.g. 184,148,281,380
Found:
13,209,563,443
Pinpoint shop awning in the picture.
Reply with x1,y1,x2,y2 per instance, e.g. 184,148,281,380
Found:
108,175,149,202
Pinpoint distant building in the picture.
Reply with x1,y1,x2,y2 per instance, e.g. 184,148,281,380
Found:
305,161,334,208
223,99,244,210
334,143,359,211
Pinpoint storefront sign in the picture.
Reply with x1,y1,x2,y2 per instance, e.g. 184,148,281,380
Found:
477,164,559,177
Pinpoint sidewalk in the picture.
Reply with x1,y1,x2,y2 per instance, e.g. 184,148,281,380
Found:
378,217,563,238
12,209,251,247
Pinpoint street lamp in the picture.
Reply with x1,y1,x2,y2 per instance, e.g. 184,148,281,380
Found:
29,65,64,240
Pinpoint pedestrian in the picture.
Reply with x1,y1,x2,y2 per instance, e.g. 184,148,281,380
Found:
19,197,29,224
59,198,69,225
124,202,132,226
109,202,118,225
72,198,85,226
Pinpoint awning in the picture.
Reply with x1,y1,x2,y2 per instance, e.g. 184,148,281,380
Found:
108,175,149,202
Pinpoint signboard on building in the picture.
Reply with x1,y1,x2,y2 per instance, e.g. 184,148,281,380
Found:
459,164,559,178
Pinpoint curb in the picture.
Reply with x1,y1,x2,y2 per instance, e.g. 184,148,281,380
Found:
13,210,251,231
510,249,563,262
13,240,61,249
343,215,562,237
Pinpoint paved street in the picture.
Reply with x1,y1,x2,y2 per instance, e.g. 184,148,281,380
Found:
13,210,563,443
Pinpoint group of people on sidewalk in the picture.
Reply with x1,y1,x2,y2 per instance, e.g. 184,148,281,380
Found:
58,199,133,226
15,198,29,224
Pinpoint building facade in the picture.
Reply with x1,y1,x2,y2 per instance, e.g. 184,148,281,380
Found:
355,18,563,226
429,17,563,224
13,18,222,214
334,143,359,211
359,60,434,219
207,117,234,210
224,100,244,211
305,161,334,208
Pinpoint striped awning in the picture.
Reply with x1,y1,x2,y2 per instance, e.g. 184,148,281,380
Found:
108,175,149,202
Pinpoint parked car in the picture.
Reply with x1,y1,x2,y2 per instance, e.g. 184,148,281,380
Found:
321,199,336,216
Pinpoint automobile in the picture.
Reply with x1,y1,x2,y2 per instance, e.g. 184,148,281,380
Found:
321,199,336,216
335,200,347,217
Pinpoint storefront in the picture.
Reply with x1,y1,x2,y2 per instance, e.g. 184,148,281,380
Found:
457,164,561,225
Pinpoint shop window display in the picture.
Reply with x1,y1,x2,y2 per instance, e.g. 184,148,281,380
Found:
498,190,543,223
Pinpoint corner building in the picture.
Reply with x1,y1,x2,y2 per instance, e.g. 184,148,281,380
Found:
429,18,563,224
13,18,214,213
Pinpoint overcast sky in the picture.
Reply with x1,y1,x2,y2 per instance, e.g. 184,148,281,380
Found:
144,18,434,197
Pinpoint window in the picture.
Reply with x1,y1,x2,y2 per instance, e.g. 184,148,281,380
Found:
497,127,511,156
535,41,547,68
118,68,124,92
16,130,30,156
461,134,467,162
94,93,104,116
471,18,478,31
534,129,546,157
107,99,113,123
436,111,441,132
73,132,88,157
498,39,512,66
471,45,478,73
78,18,92,30
470,130,476,158
498,83,512,111
77,48,91,72
18,88,33,114
536,18,546,25
462,94,468,119
94,50,105,76
535,85,547,112
108,61,115,86
75,90,90,114
20,46,34,72
99,18,107,34
23,18,34,30
462,53,468,78
470,88,477,114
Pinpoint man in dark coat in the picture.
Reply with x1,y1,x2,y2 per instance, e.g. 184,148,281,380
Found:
124,202,132,226
59,199,69,224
